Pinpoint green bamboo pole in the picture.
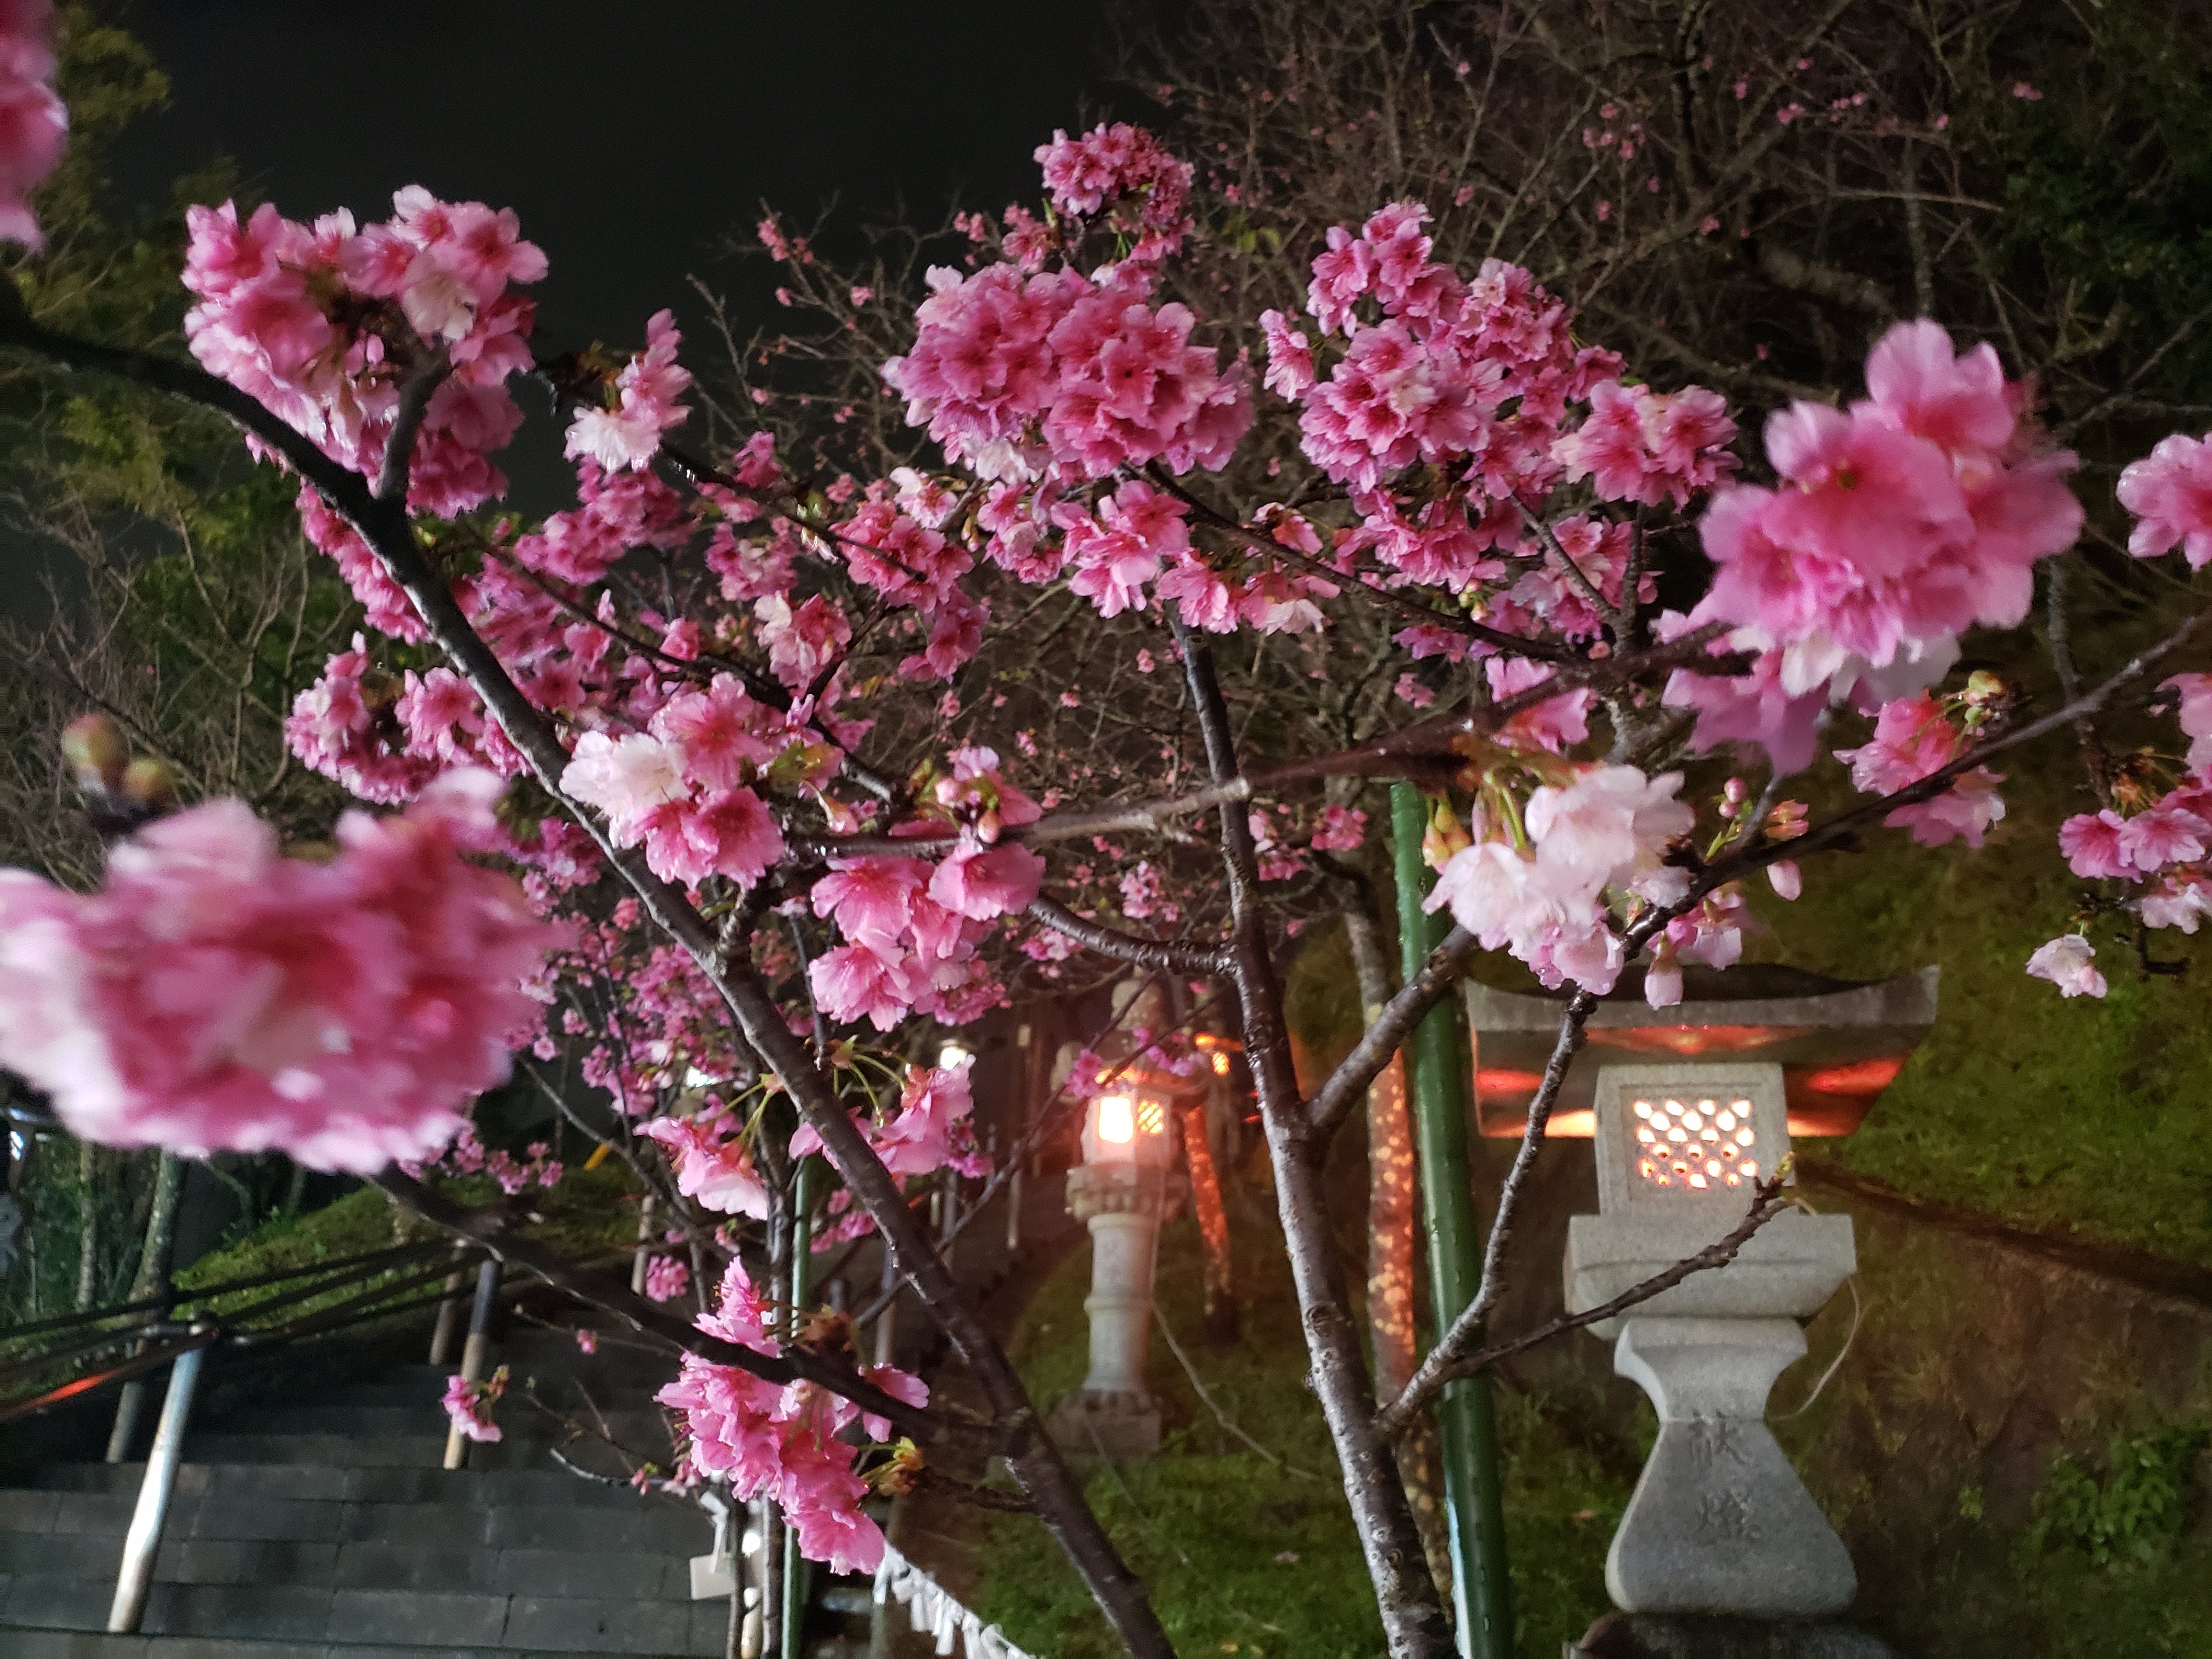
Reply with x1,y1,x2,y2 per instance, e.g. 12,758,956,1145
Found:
780,1157,816,1659
1390,783,1514,1659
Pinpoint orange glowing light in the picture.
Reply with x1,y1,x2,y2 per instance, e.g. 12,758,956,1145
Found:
1587,1024,1797,1057
1210,1052,1232,1076
1097,1095,1135,1143
1475,1067,1545,1095
1802,1056,1906,1094
1632,1097,1759,1190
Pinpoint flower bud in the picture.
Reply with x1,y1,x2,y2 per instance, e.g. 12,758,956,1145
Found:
1421,800,1472,871
60,713,128,792
1962,670,2006,707
119,757,178,811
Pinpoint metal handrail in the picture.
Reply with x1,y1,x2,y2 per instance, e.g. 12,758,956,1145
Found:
0,1239,444,1345
0,1241,454,1393
0,1246,486,1422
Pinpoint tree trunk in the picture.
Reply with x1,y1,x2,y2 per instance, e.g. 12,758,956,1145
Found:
106,1152,184,1463
75,1141,98,1312
1178,1099,1238,1344
1173,614,1453,1658
1166,977,1237,1343
1343,906,1455,1607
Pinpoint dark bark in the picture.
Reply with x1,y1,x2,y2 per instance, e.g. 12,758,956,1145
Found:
1341,905,1452,1605
1169,608,1453,1659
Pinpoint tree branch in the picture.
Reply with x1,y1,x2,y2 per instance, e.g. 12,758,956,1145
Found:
375,355,450,503
1028,893,1235,975
1376,1171,1790,1440
1305,924,1482,1143
370,1168,951,1445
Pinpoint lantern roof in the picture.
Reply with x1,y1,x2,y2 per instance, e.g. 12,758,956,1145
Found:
1465,964,1937,1139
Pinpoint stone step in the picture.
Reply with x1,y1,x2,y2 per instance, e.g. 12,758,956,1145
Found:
21,1463,652,1510
172,1429,664,1474
0,1630,704,1659
0,1487,710,1554
0,1578,727,1652
0,1530,699,1598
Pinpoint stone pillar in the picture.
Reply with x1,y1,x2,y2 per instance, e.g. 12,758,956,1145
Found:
1605,1317,1854,1617
1566,1062,1863,1634
1047,1163,1166,1459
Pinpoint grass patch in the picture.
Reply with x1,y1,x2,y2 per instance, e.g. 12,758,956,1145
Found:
971,1209,1632,1658
161,1160,642,1333
1740,742,2212,1264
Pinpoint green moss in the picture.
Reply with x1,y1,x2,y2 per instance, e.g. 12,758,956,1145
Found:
166,1161,641,1332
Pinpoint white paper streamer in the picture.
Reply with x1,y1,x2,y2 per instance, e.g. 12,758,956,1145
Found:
870,1542,1039,1659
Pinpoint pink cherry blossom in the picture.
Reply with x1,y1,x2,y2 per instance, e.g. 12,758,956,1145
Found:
1834,692,2006,848
1259,309,1315,398
566,309,692,472
2115,798,2209,872
644,1254,692,1304
2026,935,2106,999
2163,673,2212,768
183,190,541,516
1486,656,1594,755
0,0,66,250
927,843,1045,921
1553,380,1738,509
656,1259,926,1577
2117,435,2212,568
442,1365,507,1442
561,731,689,842
2058,809,2130,880
1034,122,1194,265
0,771,561,1171
639,1112,771,1219
1689,322,2080,702
1311,805,1367,852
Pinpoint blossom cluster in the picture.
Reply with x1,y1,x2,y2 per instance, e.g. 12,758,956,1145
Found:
2027,675,2212,998
183,190,544,518
1425,764,1695,996
881,261,1250,487
0,771,561,1172
1667,321,2083,765
442,1363,509,1443
790,1059,988,1182
805,748,1042,1030
0,0,64,249
657,1257,927,1575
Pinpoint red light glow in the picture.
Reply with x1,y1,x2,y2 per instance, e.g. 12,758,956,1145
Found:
1802,1056,1906,1094
1586,1024,1797,1056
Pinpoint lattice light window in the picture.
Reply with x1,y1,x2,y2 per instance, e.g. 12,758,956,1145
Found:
1630,1095,1760,1192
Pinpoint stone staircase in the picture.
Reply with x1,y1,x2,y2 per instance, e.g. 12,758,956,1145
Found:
0,1155,1068,1659
0,1323,742,1657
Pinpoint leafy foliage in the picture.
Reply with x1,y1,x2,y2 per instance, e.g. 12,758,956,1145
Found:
2029,1424,2210,1567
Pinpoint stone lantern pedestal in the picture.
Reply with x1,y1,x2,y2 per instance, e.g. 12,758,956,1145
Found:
1566,1062,1864,1632
1046,1163,1167,1459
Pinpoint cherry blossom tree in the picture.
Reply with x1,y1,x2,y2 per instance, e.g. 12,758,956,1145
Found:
4,7,2212,1653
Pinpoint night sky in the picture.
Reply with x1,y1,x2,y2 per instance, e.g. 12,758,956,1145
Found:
109,0,1127,350
4,0,1131,616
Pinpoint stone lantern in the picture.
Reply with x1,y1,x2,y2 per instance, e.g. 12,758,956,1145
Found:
1047,1075,1178,1459
1466,966,1936,1637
